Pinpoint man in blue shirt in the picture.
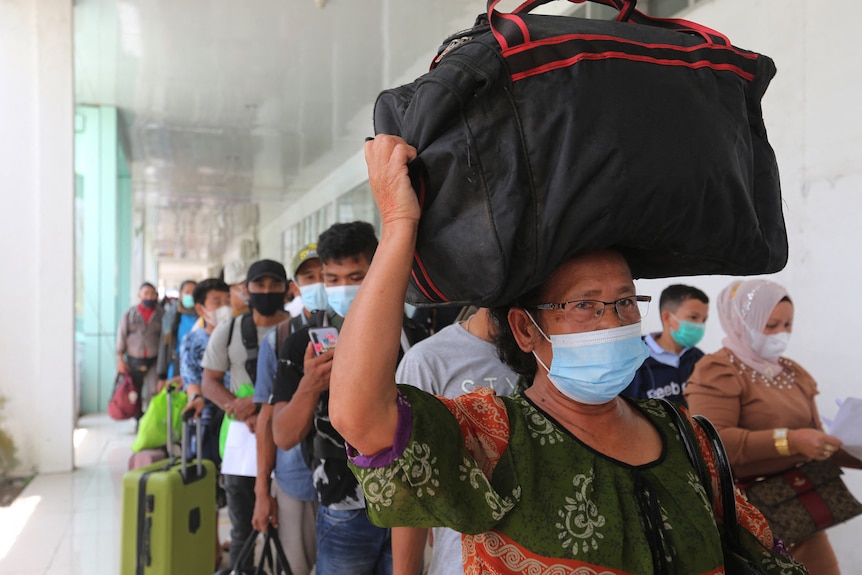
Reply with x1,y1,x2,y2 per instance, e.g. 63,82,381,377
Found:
178,277,231,564
623,284,709,405
158,279,199,390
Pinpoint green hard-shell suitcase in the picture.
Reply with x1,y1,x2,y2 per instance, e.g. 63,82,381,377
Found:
121,394,216,574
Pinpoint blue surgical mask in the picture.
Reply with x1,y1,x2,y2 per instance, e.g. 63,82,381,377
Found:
299,282,328,312
529,316,649,405
325,285,361,318
670,315,706,348
181,294,195,309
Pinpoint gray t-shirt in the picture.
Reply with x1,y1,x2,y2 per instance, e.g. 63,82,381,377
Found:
395,321,521,575
201,315,274,393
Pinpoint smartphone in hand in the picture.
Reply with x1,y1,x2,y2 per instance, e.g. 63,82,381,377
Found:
309,327,338,356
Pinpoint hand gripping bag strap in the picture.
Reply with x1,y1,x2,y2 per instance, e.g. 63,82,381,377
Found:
226,526,293,575
257,524,293,575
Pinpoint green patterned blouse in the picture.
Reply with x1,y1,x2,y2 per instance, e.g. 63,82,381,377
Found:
348,385,806,575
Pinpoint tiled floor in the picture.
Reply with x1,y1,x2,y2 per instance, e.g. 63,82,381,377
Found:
0,415,131,575
0,414,229,575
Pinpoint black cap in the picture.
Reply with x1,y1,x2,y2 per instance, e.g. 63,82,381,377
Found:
246,259,288,284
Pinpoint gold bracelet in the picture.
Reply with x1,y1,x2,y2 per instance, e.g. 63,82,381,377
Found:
773,428,791,456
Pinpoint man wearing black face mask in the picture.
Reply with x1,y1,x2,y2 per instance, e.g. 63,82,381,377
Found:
201,259,290,572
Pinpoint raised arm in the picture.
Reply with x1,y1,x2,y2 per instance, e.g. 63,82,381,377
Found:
329,135,420,455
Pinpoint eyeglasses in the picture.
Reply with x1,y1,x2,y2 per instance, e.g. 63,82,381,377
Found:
532,295,651,326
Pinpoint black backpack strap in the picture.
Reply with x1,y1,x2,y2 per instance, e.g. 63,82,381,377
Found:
171,306,182,339
275,319,292,359
226,314,238,348
239,312,259,385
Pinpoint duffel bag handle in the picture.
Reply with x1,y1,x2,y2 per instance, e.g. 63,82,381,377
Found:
488,0,729,52
511,0,636,21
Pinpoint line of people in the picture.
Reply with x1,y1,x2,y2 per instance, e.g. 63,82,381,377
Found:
116,241,862,575
114,151,860,575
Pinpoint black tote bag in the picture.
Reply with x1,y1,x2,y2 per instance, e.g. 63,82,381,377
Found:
374,0,785,307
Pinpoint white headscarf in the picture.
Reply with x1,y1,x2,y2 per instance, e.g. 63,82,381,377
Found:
717,279,791,377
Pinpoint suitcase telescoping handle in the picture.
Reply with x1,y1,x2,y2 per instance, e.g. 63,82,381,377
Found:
165,385,173,456
180,409,204,479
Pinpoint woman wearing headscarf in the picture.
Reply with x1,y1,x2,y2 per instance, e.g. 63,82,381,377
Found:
685,278,862,574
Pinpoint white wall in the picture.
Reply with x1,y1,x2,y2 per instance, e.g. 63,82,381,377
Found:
635,0,862,565
0,0,75,474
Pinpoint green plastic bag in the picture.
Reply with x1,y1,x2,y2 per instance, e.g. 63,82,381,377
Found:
219,383,255,459
131,385,188,453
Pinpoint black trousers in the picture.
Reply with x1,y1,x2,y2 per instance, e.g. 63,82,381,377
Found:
223,474,256,570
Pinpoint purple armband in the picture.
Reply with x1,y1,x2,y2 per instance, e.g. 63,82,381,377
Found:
346,390,413,468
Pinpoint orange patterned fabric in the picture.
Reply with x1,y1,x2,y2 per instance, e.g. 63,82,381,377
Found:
437,387,511,478
462,530,727,575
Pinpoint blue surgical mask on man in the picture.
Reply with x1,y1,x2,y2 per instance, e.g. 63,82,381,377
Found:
670,315,706,348
299,282,328,313
325,285,361,318
181,294,195,310
528,315,649,405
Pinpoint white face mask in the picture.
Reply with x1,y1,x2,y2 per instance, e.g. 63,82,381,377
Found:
284,296,305,318
207,305,234,328
754,331,790,362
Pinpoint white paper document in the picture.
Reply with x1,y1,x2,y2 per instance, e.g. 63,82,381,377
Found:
220,419,258,477
828,397,862,461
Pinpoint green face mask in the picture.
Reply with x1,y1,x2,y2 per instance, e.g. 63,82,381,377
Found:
670,316,706,348
181,294,195,309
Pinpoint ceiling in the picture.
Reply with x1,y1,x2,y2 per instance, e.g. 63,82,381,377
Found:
73,0,667,272
74,0,495,266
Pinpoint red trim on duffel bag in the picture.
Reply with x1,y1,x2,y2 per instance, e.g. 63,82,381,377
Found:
410,267,437,303
407,172,448,303
488,0,533,50
644,16,731,46
504,33,758,61
510,51,755,82
411,253,449,303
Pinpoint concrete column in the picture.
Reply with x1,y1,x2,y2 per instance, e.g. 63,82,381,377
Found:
0,0,74,473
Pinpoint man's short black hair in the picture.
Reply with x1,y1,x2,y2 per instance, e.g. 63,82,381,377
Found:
140,281,156,292
179,279,197,293
659,284,709,312
318,221,378,265
192,278,230,306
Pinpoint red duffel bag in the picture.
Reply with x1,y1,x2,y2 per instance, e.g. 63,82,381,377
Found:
107,372,142,420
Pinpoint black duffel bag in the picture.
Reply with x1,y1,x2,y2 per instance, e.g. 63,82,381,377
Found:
374,0,785,307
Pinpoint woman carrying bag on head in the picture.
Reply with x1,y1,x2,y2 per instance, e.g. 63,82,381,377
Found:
325,135,808,575
685,279,862,574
